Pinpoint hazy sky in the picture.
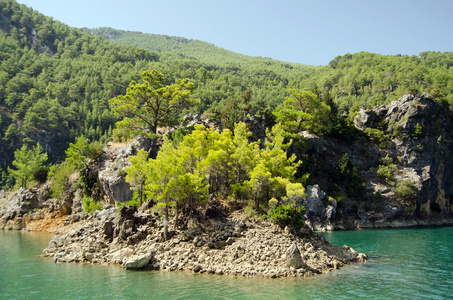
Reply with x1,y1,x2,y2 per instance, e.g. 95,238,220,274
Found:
15,0,453,66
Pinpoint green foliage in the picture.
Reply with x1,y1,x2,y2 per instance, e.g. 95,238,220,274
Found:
376,156,397,183
82,196,103,214
275,90,332,137
8,143,48,188
379,156,394,166
0,3,160,189
65,135,89,169
116,198,140,210
75,164,98,197
125,150,149,206
49,161,76,199
376,165,396,183
412,122,422,139
86,140,105,161
269,204,305,230
109,70,199,138
394,180,418,206
364,128,389,148
338,153,366,198
125,122,303,227
220,97,242,132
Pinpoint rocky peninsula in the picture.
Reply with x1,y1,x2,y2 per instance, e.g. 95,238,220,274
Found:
41,204,366,278
3,93,453,277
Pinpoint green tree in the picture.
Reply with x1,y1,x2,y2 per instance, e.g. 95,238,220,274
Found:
65,135,89,169
125,150,149,206
275,90,332,137
8,143,47,188
109,70,199,139
394,180,419,207
49,161,76,200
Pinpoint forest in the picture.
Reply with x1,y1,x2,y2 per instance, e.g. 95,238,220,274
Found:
1,0,453,194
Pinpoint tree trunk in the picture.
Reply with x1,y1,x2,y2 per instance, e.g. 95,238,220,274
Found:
174,201,179,229
164,203,169,241
139,183,143,207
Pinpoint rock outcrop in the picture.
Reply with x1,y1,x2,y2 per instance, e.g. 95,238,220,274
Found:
42,207,367,278
0,186,59,230
355,94,453,218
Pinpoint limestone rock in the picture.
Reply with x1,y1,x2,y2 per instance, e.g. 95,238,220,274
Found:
304,185,326,221
123,254,151,270
106,247,135,264
285,244,304,269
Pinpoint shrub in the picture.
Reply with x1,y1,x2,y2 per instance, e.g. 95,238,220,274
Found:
116,193,141,210
268,198,278,211
87,141,105,161
394,180,418,206
269,204,305,230
82,196,103,214
49,161,76,199
377,164,397,183
379,156,393,166
338,153,366,198
364,128,389,148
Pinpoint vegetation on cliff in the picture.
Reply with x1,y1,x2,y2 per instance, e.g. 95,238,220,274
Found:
1,0,452,225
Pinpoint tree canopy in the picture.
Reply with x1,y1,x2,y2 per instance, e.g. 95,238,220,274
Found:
8,143,47,188
109,70,199,139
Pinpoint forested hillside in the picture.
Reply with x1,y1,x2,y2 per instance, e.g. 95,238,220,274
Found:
1,0,453,191
89,27,453,115
0,0,160,187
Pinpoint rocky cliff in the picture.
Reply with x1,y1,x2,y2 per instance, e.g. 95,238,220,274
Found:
355,93,453,216
303,94,453,230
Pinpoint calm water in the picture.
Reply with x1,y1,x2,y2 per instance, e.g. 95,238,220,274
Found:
0,227,452,299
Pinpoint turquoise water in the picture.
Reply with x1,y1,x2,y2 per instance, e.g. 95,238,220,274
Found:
1,227,452,299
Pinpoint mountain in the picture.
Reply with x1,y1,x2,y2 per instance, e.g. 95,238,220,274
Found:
85,27,296,66
88,27,453,116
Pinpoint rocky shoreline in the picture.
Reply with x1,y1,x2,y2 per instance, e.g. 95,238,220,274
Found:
41,205,367,278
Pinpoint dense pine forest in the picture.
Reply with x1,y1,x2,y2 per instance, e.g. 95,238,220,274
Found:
1,0,453,191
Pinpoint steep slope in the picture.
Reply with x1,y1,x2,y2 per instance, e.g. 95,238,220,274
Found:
0,0,159,187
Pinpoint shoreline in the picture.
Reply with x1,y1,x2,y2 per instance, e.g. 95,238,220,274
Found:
38,207,367,278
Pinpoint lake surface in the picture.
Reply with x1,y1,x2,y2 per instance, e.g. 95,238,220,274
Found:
1,227,452,299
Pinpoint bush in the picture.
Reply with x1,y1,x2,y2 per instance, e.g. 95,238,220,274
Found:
87,141,105,161
379,156,394,166
49,161,76,199
364,128,389,148
116,194,141,210
377,164,397,183
269,204,305,230
82,196,103,214
394,180,418,206
338,153,366,198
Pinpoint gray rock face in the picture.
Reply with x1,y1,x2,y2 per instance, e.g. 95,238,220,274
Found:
304,185,326,221
0,187,56,229
98,140,145,203
354,94,453,217
285,244,304,269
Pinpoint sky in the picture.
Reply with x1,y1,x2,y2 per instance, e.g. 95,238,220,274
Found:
15,0,453,66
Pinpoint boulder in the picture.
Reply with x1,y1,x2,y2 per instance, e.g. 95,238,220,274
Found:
285,244,304,269
123,254,151,270
106,247,135,264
